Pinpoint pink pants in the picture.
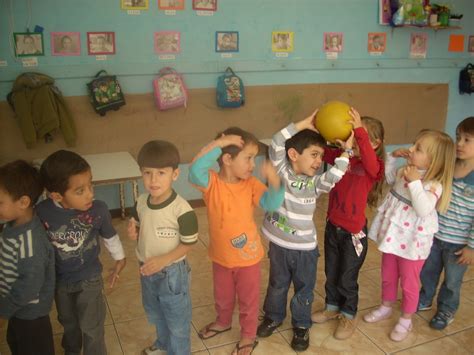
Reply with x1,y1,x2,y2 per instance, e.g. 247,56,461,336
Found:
212,261,260,339
382,253,425,314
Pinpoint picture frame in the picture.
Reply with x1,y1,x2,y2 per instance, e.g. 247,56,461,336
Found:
192,0,217,11
215,31,238,53
379,0,392,25
410,32,427,55
158,0,185,10
271,31,294,52
87,32,116,55
469,36,474,53
368,32,387,53
121,0,149,10
155,31,181,54
324,32,343,53
51,32,81,56
13,32,44,57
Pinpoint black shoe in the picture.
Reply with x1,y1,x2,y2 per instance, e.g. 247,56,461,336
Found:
291,327,310,352
257,318,281,338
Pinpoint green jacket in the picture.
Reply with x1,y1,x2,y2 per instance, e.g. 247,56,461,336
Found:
10,72,76,148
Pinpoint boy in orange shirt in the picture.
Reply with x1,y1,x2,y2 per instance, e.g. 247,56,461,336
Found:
189,127,284,355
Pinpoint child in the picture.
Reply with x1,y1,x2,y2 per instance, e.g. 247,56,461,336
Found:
418,117,474,330
189,127,284,355
257,111,352,351
365,129,455,341
312,109,386,340
127,140,198,355
36,150,126,355
0,160,55,355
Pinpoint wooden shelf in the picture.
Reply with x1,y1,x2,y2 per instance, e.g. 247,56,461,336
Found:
391,25,461,31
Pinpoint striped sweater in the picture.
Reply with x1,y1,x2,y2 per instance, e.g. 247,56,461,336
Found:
0,215,55,320
262,123,349,250
434,170,474,249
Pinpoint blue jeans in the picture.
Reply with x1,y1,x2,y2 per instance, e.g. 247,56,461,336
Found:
140,260,192,355
419,238,468,314
263,242,319,329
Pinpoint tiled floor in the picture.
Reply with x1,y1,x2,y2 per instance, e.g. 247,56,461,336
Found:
1,194,473,354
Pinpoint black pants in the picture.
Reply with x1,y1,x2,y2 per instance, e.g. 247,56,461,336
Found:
324,220,368,317
7,315,55,355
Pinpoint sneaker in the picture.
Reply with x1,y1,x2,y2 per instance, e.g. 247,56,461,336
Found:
291,327,310,351
141,345,167,355
417,303,432,312
334,315,357,340
429,311,454,330
390,320,412,342
257,318,282,338
311,309,340,324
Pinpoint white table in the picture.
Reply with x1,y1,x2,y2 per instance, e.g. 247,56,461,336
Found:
36,152,141,219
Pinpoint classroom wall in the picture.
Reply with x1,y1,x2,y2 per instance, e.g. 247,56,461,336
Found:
1,0,473,208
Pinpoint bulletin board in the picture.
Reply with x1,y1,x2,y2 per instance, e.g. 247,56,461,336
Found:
0,82,448,164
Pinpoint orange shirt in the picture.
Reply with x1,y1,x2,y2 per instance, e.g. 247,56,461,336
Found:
197,170,266,268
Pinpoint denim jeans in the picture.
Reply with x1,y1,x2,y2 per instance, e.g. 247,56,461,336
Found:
263,242,319,329
141,259,192,355
419,238,468,314
324,221,368,318
55,275,106,355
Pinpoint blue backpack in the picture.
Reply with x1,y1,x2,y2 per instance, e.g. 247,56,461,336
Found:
216,67,245,108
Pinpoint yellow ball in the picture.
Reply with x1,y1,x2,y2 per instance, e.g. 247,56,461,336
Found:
314,101,352,143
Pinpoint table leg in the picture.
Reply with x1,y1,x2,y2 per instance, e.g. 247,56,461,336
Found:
119,182,125,219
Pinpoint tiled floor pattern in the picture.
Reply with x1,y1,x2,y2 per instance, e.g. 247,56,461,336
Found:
1,195,473,354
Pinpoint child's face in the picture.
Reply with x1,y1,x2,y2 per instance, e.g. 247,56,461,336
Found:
227,143,258,181
0,188,27,224
456,131,474,161
54,170,94,211
291,144,324,177
141,166,179,204
408,137,432,170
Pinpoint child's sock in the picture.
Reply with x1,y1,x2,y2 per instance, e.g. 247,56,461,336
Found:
377,304,392,317
398,317,412,328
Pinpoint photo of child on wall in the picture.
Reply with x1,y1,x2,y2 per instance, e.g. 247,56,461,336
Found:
121,0,148,10
51,32,81,56
410,32,428,58
14,32,44,57
324,32,343,52
192,0,217,11
272,31,294,52
155,32,180,54
216,31,238,52
368,32,386,53
158,0,185,10
87,32,115,55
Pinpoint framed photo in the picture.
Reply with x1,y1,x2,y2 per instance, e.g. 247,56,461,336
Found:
468,36,474,53
324,32,343,52
368,32,386,53
155,31,181,54
158,0,184,10
87,32,116,55
13,32,44,57
410,32,427,56
215,31,238,52
272,31,294,52
51,32,81,56
121,0,148,10
379,0,392,25
192,0,217,11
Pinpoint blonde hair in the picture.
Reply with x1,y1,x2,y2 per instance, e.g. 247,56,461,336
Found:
414,130,455,213
362,116,386,207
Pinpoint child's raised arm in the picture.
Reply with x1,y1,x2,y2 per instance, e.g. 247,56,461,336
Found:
189,134,244,188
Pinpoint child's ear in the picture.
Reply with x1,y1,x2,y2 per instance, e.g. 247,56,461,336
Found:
172,168,180,181
50,192,63,203
287,148,299,162
18,195,31,209
222,153,233,166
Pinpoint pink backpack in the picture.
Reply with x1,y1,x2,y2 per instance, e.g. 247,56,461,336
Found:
153,67,188,110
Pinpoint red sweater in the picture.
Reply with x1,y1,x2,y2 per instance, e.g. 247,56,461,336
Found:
323,127,384,233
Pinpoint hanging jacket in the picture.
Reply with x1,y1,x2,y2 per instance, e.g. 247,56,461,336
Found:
8,72,76,148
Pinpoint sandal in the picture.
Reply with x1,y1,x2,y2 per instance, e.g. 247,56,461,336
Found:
198,322,231,340
231,340,258,355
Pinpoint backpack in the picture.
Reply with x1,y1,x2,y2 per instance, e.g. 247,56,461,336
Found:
87,70,126,116
153,67,188,110
216,67,245,108
459,63,474,94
